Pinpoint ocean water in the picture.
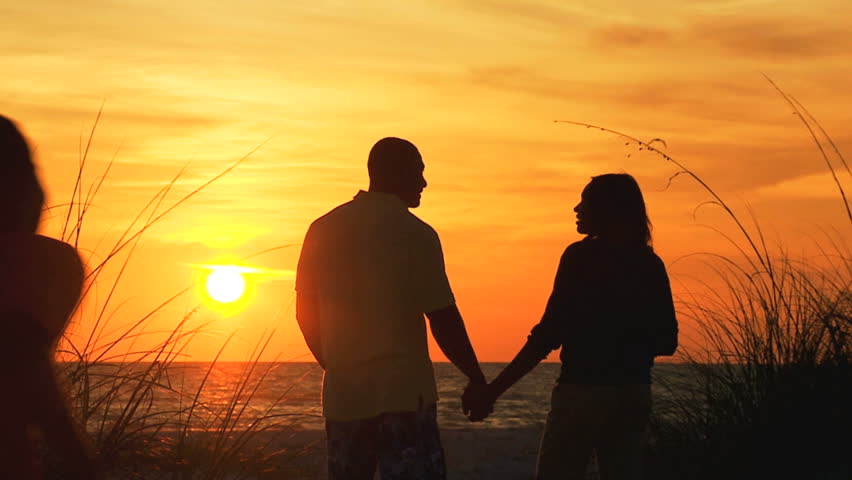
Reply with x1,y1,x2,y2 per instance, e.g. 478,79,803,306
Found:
79,362,688,432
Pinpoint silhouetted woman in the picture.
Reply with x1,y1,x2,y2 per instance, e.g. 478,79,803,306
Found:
468,173,678,480
0,115,99,479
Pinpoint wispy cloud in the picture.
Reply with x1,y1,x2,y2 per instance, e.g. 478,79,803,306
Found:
590,13,852,59
690,16,852,58
592,24,674,49
441,0,592,30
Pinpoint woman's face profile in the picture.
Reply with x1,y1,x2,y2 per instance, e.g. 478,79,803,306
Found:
573,185,595,235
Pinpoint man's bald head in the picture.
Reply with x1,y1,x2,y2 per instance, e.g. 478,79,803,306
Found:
367,137,427,208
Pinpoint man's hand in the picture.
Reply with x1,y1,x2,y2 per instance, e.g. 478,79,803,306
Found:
462,380,496,422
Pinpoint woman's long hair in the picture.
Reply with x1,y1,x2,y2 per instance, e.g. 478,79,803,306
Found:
583,173,653,250
0,115,44,233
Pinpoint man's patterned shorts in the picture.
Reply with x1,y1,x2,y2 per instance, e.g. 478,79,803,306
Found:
325,403,446,480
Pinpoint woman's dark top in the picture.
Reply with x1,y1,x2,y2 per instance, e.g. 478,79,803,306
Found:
526,237,678,385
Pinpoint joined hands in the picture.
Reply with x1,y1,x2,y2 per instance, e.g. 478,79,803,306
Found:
461,380,498,422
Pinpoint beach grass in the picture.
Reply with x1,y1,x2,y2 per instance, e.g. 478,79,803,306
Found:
47,111,301,479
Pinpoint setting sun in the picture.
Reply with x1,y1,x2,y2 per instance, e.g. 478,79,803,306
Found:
205,267,246,303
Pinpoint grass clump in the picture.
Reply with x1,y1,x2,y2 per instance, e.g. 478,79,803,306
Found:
47,112,304,479
651,251,850,479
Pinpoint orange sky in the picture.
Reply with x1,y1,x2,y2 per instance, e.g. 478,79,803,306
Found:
3,0,851,361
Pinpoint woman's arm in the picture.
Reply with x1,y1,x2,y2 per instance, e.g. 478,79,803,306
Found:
650,257,678,356
465,246,581,419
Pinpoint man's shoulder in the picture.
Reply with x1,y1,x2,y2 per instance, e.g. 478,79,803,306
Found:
401,211,439,241
306,199,439,245
308,200,357,231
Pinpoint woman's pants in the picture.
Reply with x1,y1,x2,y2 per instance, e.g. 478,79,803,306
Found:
536,383,652,480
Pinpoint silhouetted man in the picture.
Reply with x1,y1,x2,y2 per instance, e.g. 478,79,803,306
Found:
295,137,487,479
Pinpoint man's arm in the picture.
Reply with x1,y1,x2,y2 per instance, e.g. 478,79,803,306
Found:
417,229,485,384
427,304,491,420
295,223,327,368
416,228,489,418
426,304,486,385
296,292,326,368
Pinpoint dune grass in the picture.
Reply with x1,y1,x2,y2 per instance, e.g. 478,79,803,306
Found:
46,112,304,479
559,79,851,479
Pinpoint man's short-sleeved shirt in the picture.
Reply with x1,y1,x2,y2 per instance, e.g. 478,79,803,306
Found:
295,190,455,421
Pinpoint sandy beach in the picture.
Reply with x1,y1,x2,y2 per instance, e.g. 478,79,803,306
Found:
269,427,553,480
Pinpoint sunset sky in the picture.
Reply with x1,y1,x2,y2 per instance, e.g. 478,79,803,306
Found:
3,0,851,361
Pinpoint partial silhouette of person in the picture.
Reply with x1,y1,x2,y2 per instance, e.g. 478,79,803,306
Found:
295,137,487,479
464,173,678,480
0,115,100,479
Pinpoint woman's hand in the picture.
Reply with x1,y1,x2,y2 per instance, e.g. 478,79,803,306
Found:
462,381,497,422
